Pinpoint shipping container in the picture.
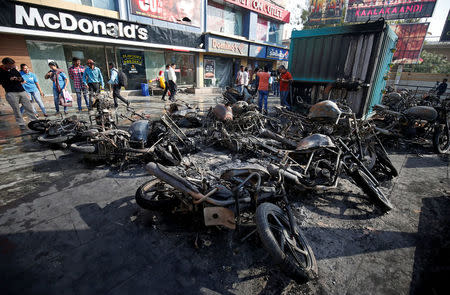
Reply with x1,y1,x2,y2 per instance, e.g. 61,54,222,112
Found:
288,20,397,118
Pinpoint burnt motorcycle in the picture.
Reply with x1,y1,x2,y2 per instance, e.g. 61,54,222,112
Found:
374,100,450,154
136,162,318,281
32,116,89,145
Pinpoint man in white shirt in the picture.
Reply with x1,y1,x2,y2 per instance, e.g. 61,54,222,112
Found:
235,65,245,94
168,63,177,101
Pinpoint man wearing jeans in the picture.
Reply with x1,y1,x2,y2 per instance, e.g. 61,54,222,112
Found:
0,57,36,129
278,65,292,110
257,66,270,113
108,62,129,108
82,59,104,110
68,57,89,112
235,65,245,94
19,63,47,117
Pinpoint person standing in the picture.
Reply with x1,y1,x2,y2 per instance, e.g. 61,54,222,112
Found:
279,65,292,110
257,66,271,113
19,64,48,117
168,63,177,101
82,59,104,109
45,61,69,115
161,64,170,101
68,57,89,112
107,62,129,108
436,78,448,98
272,70,280,97
0,57,36,129
235,65,245,94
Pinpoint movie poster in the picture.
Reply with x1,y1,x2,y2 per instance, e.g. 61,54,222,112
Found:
440,10,450,42
131,0,202,27
306,0,343,25
120,50,146,89
391,23,429,64
346,0,437,23
204,59,215,79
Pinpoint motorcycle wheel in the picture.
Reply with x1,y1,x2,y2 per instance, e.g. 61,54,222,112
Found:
255,202,317,282
374,146,398,177
70,142,96,154
433,125,450,154
37,133,74,144
350,168,393,211
28,120,49,132
135,178,180,211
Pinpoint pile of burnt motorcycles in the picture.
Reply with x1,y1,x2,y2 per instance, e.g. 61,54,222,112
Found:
28,87,411,283
373,87,450,154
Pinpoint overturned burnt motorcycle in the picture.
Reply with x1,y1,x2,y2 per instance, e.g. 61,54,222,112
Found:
374,99,450,154
30,116,89,145
136,162,318,281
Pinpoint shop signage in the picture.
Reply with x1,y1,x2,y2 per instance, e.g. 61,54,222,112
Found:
204,59,215,79
121,50,146,89
130,0,201,28
266,47,288,61
306,0,343,25
391,23,429,64
223,0,290,23
440,10,450,42
249,44,266,58
207,36,249,56
0,1,202,49
346,0,437,23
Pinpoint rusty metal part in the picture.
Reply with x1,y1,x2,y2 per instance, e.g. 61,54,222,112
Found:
308,100,342,120
220,166,270,182
296,134,336,151
203,207,236,229
213,104,233,121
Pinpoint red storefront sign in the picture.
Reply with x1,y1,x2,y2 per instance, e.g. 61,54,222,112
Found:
224,0,290,23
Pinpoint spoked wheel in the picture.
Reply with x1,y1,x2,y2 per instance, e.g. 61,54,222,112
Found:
350,168,393,211
255,203,317,282
433,125,450,154
135,178,181,211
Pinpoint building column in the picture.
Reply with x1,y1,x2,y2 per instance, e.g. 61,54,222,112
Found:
118,0,128,20
197,52,204,88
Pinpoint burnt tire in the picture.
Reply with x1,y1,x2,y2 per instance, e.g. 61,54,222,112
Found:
255,202,317,282
135,178,180,211
70,142,97,154
433,125,450,154
374,146,398,177
37,133,73,144
350,168,393,211
28,120,49,132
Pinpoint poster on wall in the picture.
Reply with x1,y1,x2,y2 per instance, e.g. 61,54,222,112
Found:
345,0,437,23
121,50,146,89
440,10,450,42
130,0,202,27
204,59,215,79
306,0,343,25
391,23,429,64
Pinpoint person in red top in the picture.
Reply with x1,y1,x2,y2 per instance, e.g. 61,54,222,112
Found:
257,65,271,113
279,65,292,110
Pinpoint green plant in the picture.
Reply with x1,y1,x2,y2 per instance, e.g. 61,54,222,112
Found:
406,50,450,74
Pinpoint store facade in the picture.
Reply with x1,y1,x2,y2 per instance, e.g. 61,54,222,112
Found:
0,1,203,95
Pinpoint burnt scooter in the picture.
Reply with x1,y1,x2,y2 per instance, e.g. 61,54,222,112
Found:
374,99,450,154
136,163,318,281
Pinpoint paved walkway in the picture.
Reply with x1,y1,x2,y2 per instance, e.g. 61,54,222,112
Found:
0,93,448,294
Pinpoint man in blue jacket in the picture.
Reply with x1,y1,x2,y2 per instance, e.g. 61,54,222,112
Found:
82,59,104,110
107,62,129,108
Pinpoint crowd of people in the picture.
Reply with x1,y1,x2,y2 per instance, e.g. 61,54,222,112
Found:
235,64,293,113
0,56,131,130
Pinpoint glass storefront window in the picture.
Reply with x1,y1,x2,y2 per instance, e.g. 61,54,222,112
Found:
256,17,268,42
207,3,243,36
165,52,196,86
268,22,283,44
62,0,118,11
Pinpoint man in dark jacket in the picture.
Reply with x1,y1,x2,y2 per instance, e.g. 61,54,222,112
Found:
0,57,36,129
437,79,448,97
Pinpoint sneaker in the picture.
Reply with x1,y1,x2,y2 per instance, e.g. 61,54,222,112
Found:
55,111,60,116
44,113,49,117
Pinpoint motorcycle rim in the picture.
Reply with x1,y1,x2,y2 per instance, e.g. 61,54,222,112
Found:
135,178,181,211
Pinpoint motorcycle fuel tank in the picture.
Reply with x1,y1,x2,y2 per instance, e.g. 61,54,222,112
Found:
404,106,438,122
129,120,149,144
296,134,336,151
308,100,342,120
